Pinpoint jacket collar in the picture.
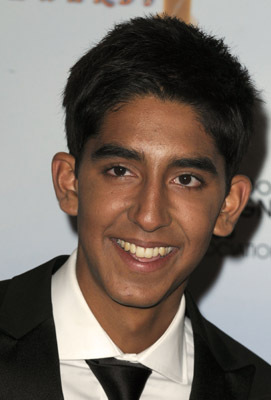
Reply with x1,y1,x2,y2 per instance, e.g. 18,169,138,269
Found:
0,257,255,399
0,256,257,373
0,256,68,400
185,290,255,399
0,255,68,339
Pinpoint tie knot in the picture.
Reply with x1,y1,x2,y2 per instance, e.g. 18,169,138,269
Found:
86,358,152,400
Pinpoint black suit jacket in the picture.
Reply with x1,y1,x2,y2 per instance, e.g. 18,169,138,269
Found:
0,256,270,400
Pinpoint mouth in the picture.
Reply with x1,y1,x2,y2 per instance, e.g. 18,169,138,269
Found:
115,239,173,262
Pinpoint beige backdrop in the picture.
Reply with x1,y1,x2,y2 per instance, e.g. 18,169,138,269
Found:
1,0,270,363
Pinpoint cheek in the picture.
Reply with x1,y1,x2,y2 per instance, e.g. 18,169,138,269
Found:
175,196,222,248
178,190,222,223
77,182,131,235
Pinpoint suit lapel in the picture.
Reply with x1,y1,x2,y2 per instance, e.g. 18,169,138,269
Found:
0,256,68,400
0,319,64,400
186,291,255,400
189,332,255,400
0,261,257,399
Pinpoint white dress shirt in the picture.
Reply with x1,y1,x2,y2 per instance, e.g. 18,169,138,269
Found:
51,250,194,399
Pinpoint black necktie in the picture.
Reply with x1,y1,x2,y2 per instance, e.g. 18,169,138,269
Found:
86,357,152,400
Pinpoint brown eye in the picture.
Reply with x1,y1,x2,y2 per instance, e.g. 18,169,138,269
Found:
178,174,192,185
172,174,202,188
106,166,133,177
113,166,127,176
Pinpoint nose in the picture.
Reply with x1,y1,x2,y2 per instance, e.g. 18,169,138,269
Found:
128,178,172,232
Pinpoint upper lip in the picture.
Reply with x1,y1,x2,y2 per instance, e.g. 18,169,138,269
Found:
112,237,178,248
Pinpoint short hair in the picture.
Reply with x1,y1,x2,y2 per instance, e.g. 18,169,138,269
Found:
63,14,258,186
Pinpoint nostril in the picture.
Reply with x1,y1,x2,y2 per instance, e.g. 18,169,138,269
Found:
127,200,171,232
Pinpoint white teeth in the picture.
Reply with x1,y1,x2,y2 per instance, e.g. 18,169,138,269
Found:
136,246,145,258
116,239,173,259
166,247,171,255
124,242,130,251
159,247,166,256
130,243,136,254
145,248,153,259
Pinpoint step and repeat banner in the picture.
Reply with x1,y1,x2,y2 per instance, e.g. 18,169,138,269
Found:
1,0,270,362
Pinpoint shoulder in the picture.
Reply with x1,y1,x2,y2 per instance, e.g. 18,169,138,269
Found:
0,255,69,338
0,254,69,298
185,290,271,398
0,255,69,285
204,318,271,397
0,279,9,305
0,255,68,298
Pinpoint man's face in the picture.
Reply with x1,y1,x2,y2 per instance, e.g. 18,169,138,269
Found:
75,96,226,309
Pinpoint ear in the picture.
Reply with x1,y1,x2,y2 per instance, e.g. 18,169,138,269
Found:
213,175,252,237
51,152,78,216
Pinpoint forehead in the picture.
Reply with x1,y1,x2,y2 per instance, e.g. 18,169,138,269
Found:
91,96,223,166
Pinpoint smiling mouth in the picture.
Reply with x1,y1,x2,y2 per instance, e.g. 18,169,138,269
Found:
116,239,173,260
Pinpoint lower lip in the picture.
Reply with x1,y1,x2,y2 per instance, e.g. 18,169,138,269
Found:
111,240,176,273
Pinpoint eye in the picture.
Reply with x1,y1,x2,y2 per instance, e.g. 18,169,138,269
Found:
172,174,202,188
106,166,132,177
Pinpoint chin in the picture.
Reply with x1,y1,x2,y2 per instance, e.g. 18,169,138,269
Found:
113,298,161,309
109,289,174,310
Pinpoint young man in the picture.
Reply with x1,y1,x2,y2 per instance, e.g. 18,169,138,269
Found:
0,15,270,400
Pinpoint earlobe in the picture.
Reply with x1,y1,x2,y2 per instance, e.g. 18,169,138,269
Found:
213,175,252,237
51,152,78,216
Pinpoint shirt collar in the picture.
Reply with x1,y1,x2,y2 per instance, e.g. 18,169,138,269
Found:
51,250,189,384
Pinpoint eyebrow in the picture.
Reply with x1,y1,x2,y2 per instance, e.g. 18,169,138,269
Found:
91,144,143,161
170,157,218,175
91,143,218,175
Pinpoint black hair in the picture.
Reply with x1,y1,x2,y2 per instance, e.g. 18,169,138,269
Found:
63,14,258,186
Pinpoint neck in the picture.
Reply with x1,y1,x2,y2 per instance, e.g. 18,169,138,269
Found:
77,265,185,354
